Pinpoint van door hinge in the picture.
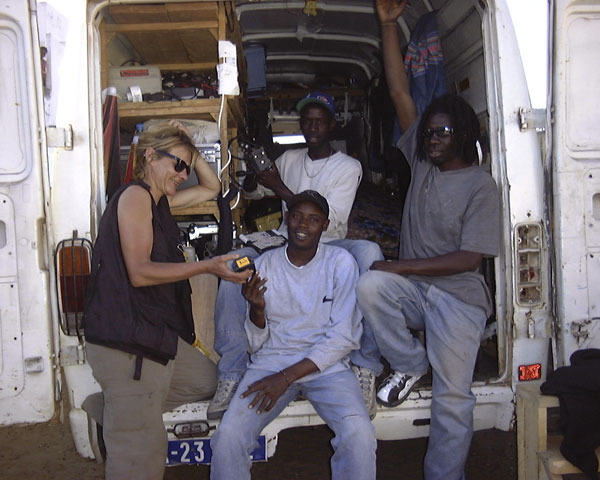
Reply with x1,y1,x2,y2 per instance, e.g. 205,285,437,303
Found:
569,317,600,345
60,344,86,366
518,108,546,132
46,125,73,150
24,356,44,373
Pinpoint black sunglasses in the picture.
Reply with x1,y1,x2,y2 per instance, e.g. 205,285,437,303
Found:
423,126,454,139
156,150,191,175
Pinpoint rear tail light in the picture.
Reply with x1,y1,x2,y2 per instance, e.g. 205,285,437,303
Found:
55,234,92,337
515,223,544,306
518,363,542,381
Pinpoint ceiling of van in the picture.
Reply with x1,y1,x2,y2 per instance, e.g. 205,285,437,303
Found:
234,0,458,98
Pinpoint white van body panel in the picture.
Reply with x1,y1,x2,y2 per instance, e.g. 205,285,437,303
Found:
36,0,103,451
0,0,55,426
551,0,600,366
5,0,596,466
485,0,552,384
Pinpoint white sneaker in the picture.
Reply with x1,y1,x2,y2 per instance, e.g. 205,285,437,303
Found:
351,365,377,419
206,378,240,420
376,371,423,407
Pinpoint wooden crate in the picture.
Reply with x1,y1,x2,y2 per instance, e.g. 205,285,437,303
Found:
517,383,600,480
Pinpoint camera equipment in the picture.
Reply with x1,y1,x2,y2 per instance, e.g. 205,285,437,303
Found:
248,147,273,172
232,255,256,273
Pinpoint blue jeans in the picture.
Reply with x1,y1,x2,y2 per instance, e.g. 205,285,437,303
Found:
356,271,486,480
213,240,384,381
210,368,376,480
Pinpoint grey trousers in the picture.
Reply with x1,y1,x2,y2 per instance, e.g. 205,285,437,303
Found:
86,338,217,480
357,271,487,480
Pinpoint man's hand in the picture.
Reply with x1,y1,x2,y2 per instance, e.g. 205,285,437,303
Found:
242,272,267,311
255,162,284,192
370,259,402,273
376,0,409,24
241,372,289,414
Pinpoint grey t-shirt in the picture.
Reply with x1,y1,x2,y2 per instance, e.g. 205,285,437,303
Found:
396,118,500,316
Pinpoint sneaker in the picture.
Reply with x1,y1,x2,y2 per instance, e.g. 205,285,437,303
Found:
376,371,422,408
351,365,377,419
206,378,240,420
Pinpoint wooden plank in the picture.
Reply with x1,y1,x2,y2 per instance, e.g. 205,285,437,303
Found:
166,2,218,21
118,98,223,118
171,200,220,217
227,96,243,128
166,3,219,63
540,436,600,476
224,1,247,84
156,62,217,72
109,4,169,23
103,21,218,33
104,21,218,64
108,3,220,66
179,29,218,63
189,273,219,363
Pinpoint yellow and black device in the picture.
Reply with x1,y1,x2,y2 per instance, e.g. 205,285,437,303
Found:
232,255,256,273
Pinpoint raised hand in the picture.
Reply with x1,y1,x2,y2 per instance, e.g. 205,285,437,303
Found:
376,0,409,24
242,272,267,311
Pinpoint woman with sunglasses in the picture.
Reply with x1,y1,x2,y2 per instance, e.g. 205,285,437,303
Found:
83,122,252,480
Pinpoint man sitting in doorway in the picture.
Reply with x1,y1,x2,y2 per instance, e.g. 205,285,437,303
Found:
208,92,383,420
352,2,501,479
210,190,376,480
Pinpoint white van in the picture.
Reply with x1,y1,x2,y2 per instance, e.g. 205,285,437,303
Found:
1,0,598,473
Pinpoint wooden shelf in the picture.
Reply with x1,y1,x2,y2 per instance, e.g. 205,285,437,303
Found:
100,2,246,225
118,97,242,131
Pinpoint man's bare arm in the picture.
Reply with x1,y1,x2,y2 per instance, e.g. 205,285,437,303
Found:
370,250,483,276
376,0,417,131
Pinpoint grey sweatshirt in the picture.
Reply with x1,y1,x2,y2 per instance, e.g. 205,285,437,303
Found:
244,244,362,382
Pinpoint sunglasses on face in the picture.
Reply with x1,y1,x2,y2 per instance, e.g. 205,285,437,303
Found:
156,150,191,175
423,126,454,139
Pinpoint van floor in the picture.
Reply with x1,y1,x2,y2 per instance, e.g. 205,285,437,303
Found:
347,181,404,259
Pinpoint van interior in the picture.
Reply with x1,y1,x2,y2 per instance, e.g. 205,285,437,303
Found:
92,0,506,388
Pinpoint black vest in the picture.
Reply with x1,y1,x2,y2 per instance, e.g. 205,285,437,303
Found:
84,181,195,367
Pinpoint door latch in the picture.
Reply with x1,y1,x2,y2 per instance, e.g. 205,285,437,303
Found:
46,125,73,150
518,108,546,133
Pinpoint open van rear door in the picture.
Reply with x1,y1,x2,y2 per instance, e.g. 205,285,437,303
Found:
551,0,600,365
0,0,55,424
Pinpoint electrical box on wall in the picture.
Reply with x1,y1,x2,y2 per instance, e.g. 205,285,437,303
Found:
108,66,162,100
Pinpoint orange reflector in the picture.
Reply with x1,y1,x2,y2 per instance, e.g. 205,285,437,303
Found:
55,237,92,336
518,363,542,381
58,245,91,313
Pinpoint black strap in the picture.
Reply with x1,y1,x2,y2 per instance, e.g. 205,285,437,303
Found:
134,355,143,380
216,184,239,255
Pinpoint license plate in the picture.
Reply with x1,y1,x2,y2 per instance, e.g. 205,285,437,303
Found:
166,435,267,465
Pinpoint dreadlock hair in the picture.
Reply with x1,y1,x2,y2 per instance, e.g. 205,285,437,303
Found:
416,94,481,165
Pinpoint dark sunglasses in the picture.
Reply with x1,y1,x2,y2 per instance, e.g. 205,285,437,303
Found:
423,126,454,139
156,150,191,175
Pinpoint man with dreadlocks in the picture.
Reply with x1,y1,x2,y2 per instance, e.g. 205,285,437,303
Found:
355,2,501,479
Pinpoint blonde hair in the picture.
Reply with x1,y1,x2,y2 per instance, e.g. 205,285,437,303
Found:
133,123,197,180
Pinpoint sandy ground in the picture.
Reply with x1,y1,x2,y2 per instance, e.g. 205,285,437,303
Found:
0,416,517,479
